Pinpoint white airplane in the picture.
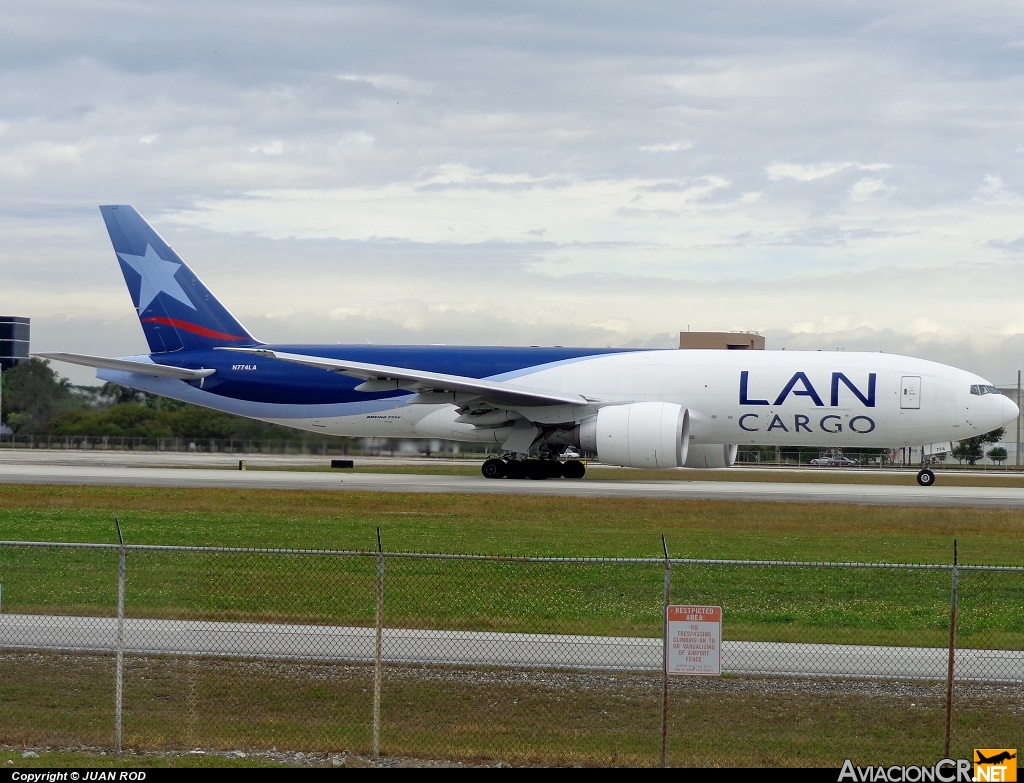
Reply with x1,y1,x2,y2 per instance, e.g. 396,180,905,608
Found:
38,206,1020,486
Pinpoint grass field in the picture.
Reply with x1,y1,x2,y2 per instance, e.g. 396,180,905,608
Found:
1,480,1022,561
1,652,1019,768
0,479,1021,766
0,483,1021,644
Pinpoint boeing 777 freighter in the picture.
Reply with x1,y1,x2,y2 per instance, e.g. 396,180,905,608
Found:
37,206,1020,485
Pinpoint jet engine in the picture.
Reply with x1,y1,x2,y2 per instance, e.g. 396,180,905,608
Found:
577,402,690,468
683,443,738,469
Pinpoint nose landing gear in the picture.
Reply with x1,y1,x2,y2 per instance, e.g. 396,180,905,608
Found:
916,468,936,486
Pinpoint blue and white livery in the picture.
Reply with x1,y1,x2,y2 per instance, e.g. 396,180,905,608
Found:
38,205,1019,484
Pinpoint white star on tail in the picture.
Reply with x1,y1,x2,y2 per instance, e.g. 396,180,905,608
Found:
117,245,195,311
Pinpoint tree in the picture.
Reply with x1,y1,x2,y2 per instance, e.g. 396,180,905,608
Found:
953,428,1005,465
100,382,145,405
0,358,75,434
987,446,1008,464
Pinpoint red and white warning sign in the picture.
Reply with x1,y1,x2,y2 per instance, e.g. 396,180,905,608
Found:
666,605,722,675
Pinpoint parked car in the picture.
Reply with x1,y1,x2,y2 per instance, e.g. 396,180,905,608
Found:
827,457,858,468
809,456,858,467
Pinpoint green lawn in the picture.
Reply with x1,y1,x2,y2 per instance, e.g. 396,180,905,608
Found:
0,485,1020,645
0,483,1020,766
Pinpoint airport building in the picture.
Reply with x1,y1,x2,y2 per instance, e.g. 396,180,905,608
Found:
996,384,1023,467
0,316,28,436
0,316,30,371
679,331,764,350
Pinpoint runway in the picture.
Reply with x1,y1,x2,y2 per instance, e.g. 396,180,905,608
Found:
2,614,1020,682
2,449,1024,508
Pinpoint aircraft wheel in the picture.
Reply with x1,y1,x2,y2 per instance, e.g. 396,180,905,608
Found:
562,460,586,479
525,460,549,480
504,460,525,480
481,458,506,479
544,460,564,479
916,468,936,487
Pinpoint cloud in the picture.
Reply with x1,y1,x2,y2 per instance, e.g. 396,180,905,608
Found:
638,141,693,152
766,162,891,182
335,73,434,96
3,1,1024,387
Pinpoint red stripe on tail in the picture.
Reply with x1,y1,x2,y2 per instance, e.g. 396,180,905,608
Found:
141,317,248,341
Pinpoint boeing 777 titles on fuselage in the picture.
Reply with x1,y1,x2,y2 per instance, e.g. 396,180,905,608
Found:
37,206,1020,485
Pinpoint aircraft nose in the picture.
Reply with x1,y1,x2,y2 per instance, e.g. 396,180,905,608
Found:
1002,393,1020,426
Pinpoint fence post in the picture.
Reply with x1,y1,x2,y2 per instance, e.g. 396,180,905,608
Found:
661,535,671,768
944,539,958,757
115,519,126,755
373,527,384,761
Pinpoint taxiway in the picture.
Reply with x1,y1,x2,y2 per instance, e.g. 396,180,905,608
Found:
1,450,1023,509
3,614,1019,681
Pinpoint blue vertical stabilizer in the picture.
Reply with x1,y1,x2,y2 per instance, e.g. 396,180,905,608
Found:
100,205,260,353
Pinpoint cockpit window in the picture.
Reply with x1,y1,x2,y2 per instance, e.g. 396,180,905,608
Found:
970,384,1002,396
971,385,980,395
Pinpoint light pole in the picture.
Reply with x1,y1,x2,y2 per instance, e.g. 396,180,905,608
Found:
1017,370,1021,469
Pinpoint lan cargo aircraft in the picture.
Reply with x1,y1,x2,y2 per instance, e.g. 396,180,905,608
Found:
38,206,1019,486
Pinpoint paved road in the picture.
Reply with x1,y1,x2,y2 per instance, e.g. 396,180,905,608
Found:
2,614,1020,681
2,451,1024,508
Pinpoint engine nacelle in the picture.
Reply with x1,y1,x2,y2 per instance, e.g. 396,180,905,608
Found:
683,443,738,469
578,402,690,469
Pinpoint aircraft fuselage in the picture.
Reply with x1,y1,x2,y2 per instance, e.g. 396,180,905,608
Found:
97,346,1014,450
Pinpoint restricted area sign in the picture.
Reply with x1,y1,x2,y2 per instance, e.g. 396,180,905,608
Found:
666,605,722,675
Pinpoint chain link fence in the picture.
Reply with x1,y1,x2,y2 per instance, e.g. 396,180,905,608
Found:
0,538,1020,766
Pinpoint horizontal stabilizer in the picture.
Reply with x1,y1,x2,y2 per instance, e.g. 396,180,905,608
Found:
34,352,216,381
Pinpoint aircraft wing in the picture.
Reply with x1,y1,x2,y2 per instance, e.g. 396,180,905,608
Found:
227,348,598,409
33,353,216,381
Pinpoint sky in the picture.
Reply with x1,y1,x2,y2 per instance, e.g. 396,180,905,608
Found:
3,1,1024,387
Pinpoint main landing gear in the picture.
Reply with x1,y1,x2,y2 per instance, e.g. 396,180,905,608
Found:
481,458,587,480
916,468,936,487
